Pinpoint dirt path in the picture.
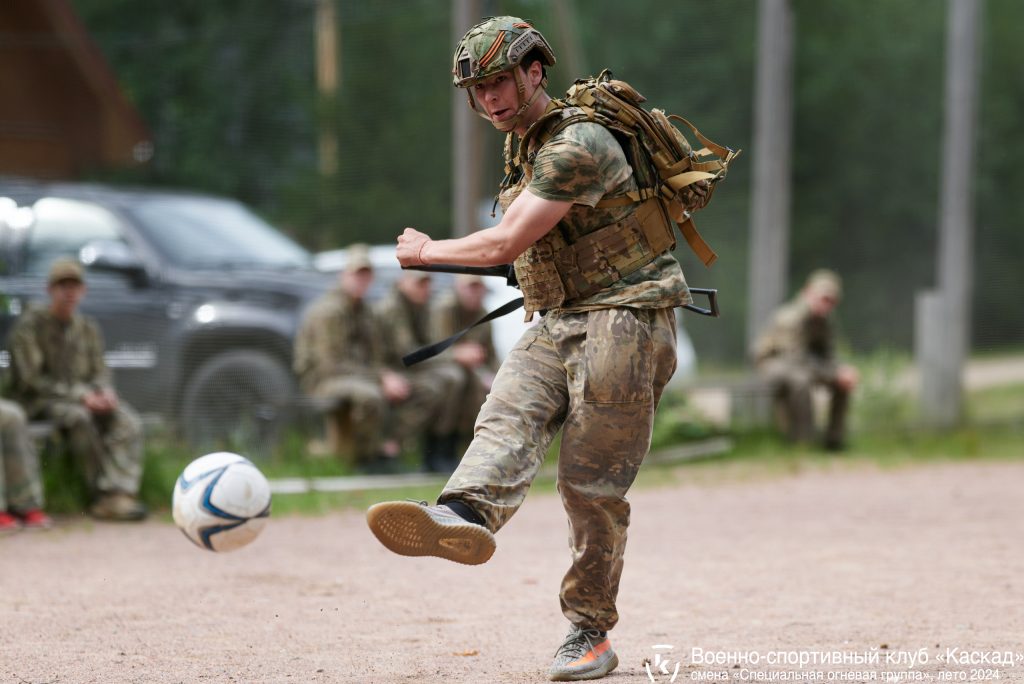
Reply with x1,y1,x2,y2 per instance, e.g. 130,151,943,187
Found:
3,460,1024,684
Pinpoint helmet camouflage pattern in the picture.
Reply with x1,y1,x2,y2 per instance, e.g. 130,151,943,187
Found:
452,16,556,88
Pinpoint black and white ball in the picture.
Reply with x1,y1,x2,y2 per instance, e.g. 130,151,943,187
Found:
172,452,271,552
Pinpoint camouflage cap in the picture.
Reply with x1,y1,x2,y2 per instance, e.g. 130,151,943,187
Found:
48,257,85,285
805,269,842,300
345,244,373,273
452,16,555,88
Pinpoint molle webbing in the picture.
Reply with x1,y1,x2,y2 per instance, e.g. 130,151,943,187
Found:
513,198,674,315
512,72,740,268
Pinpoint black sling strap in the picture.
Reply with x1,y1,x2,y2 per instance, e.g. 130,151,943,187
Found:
402,297,525,367
398,264,718,366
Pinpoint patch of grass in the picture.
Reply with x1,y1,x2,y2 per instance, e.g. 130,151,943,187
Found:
42,367,1024,519
650,390,724,450
967,382,1024,425
849,348,914,434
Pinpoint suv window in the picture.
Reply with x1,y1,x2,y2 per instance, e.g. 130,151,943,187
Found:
24,197,124,275
127,196,310,270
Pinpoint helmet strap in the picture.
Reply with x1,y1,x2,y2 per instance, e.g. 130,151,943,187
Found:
464,68,548,133
492,68,546,132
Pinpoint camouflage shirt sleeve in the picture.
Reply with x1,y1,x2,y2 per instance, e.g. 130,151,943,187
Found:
375,291,422,370
527,122,632,207
8,310,96,406
8,313,57,403
294,292,381,392
753,300,838,381
83,318,113,390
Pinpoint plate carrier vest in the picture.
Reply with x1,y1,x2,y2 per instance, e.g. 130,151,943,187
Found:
502,70,740,316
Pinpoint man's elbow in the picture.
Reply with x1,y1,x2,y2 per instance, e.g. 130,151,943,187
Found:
481,239,520,265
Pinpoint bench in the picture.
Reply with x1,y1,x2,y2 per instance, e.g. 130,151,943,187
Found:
688,374,835,432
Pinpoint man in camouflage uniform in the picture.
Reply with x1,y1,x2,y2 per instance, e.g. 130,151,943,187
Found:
0,398,50,533
294,245,402,472
431,274,500,456
752,269,859,450
8,258,146,521
374,271,464,473
366,17,708,681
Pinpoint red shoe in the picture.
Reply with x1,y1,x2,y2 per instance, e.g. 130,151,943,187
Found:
18,509,53,530
0,511,21,534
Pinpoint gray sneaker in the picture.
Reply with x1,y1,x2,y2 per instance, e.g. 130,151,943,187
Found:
366,500,495,565
548,626,618,681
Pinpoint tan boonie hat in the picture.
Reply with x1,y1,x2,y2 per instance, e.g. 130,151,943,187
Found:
345,243,373,273
48,257,85,285
805,268,842,299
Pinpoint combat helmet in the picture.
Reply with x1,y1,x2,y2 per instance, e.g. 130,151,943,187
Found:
452,16,556,132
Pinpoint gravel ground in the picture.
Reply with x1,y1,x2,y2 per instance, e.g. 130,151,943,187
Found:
3,460,1023,684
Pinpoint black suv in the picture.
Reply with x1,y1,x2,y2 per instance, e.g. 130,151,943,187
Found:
0,180,333,455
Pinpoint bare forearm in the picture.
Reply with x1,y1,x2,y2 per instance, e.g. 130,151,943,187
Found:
420,225,520,266
397,190,573,268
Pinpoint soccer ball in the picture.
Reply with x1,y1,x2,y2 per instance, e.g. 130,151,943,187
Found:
172,452,272,552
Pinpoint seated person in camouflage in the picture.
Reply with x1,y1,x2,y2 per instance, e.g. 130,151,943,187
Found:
751,269,859,450
0,398,51,533
8,258,147,521
374,271,464,473
430,274,500,452
294,244,405,471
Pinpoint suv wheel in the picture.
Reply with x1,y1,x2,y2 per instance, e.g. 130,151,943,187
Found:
180,350,294,459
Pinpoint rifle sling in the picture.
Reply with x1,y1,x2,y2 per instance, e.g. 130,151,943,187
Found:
402,297,526,367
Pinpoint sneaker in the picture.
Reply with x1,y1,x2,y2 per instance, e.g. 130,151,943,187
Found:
548,626,619,681
89,494,148,522
0,511,21,534
366,500,495,565
17,509,53,530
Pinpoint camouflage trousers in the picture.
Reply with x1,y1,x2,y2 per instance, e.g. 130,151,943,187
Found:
44,401,144,496
411,362,470,438
440,306,678,632
758,358,849,445
312,363,464,461
311,376,389,461
0,399,44,512
451,366,492,437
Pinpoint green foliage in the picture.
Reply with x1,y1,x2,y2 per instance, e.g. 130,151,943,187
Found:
848,348,915,435
650,390,724,451
70,0,1024,360
37,372,1022,518
40,442,92,515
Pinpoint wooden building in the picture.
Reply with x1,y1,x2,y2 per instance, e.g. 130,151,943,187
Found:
0,0,150,179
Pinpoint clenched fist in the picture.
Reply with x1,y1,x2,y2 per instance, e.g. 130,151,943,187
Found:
396,227,431,267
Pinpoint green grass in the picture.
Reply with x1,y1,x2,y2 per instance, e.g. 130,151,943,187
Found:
40,366,1024,518
968,382,1024,425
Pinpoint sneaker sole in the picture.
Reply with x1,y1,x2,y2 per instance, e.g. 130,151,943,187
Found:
366,501,495,565
549,652,619,681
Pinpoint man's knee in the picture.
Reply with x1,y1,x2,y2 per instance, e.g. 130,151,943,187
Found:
0,400,28,430
112,405,143,440
57,404,95,430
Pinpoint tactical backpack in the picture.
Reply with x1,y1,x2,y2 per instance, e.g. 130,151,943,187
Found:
401,70,740,365
511,69,741,267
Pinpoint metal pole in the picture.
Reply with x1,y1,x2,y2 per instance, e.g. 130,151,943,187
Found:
451,0,483,237
315,0,339,176
746,0,794,352
919,0,982,425
552,0,585,81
